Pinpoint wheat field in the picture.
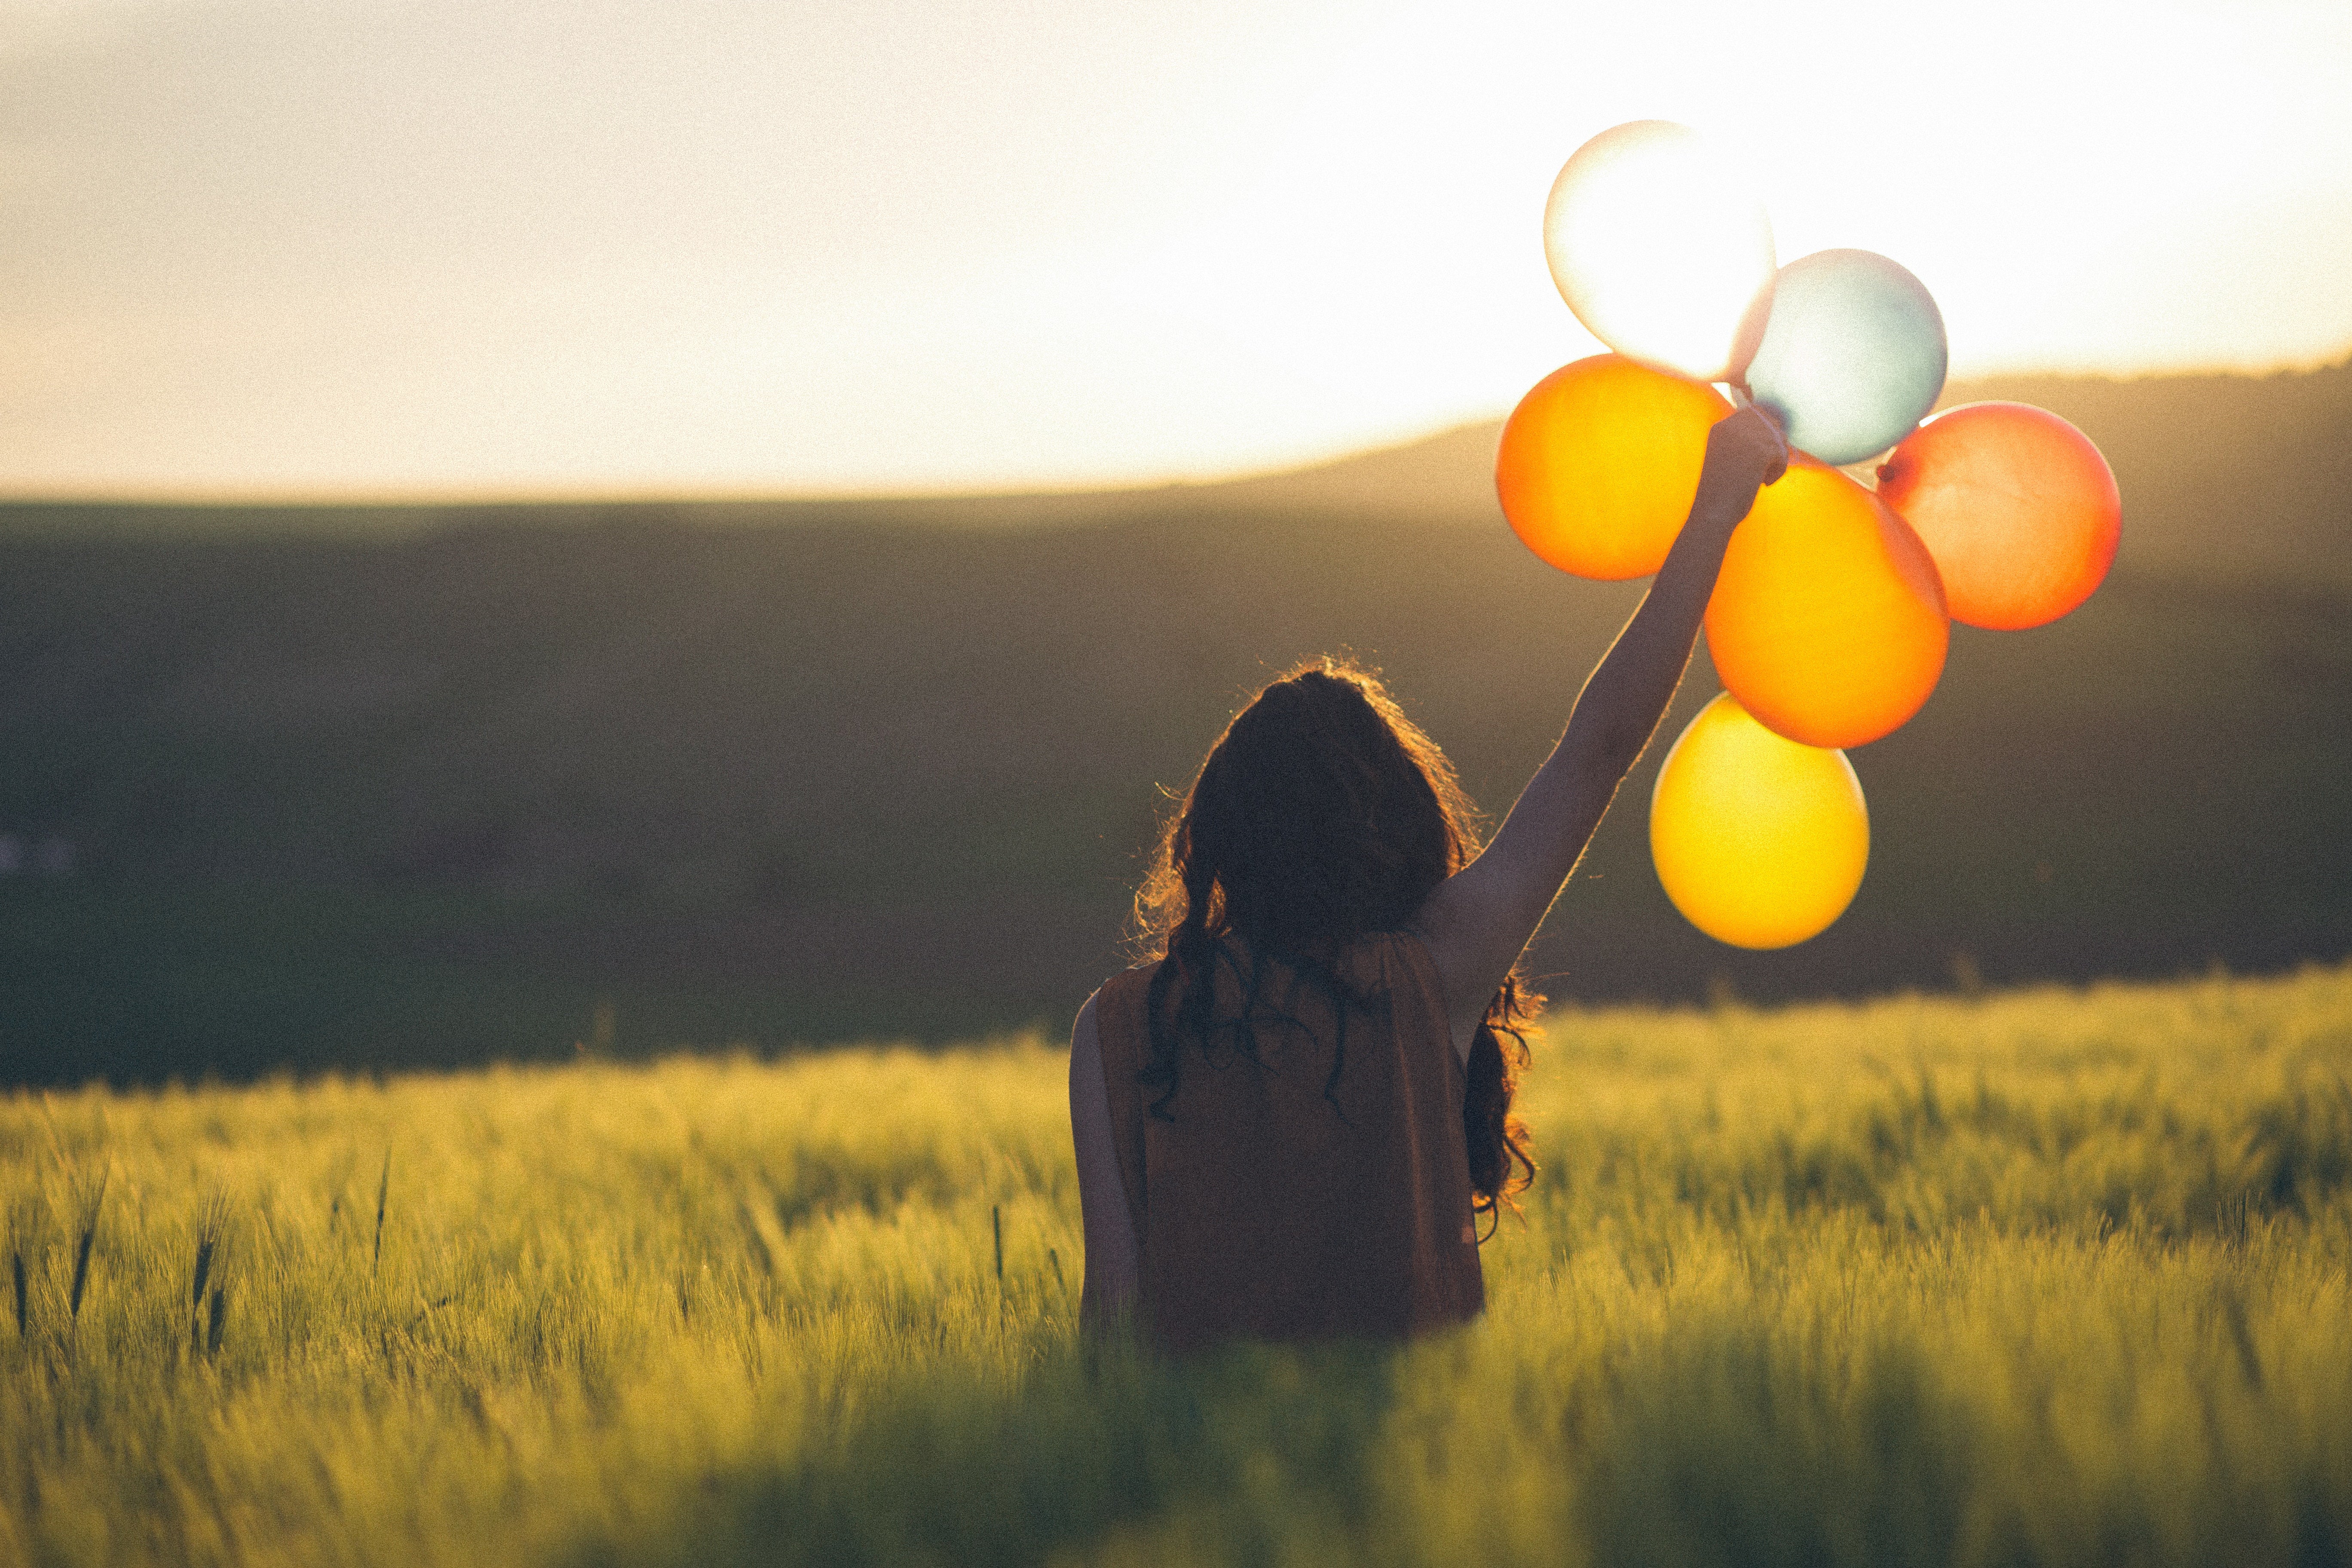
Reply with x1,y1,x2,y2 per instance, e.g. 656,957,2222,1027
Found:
4,962,2350,1567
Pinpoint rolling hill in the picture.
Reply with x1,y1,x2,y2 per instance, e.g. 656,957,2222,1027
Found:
1,360,2347,1082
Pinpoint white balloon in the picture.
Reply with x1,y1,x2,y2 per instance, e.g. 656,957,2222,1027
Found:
1543,121,1777,384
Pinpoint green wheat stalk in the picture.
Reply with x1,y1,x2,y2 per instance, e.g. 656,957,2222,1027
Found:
190,1197,227,1356
68,1169,107,1326
373,1152,390,1275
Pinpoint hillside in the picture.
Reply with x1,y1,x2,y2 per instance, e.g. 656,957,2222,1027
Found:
9,360,2343,584
1,362,2348,1081
1217,360,2352,588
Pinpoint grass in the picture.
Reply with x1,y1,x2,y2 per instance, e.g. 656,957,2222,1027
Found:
3,962,2349,1566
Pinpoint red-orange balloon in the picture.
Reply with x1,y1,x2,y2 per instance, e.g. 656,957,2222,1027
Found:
1496,354,1731,580
1876,401,2120,630
1706,458,1949,748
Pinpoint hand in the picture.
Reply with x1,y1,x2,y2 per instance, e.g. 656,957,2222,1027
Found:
1693,404,1789,523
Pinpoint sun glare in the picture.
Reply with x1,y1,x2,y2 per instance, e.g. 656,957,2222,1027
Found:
1543,122,1776,384
0,0,2346,494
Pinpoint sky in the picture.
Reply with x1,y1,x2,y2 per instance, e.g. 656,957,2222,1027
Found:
2,0,2349,499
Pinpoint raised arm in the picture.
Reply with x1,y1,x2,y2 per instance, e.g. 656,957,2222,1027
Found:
1413,405,1788,1057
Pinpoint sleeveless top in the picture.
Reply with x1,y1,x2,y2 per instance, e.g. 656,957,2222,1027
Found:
1090,930,1485,1354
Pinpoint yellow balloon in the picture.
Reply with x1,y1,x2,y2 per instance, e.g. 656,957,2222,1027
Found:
1650,693,1868,949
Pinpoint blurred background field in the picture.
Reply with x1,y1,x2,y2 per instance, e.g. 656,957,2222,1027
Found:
3,961,2348,1567
3,362,2349,1084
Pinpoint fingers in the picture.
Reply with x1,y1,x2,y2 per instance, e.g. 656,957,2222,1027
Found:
1749,407,1788,484
1712,405,1788,487
1738,404,1787,463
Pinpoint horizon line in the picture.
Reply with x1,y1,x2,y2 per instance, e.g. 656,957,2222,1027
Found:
6,351,2343,514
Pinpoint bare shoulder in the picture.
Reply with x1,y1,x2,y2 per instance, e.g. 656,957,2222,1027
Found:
1088,961,1160,1010
1073,963,1158,1060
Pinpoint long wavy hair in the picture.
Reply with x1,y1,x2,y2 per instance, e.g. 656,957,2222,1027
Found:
1131,656,1538,1231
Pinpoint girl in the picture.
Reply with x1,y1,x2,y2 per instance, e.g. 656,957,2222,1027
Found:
1072,404,1787,1351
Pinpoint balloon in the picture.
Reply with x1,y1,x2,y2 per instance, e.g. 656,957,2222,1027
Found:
1651,692,1869,949
1543,121,1776,384
1496,355,1733,580
1876,401,2121,630
1745,249,1947,465
1706,458,1949,748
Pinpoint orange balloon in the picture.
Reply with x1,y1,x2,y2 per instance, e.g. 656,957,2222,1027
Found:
1496,354,1731,580
1706,458,1949,749
1876,401,2120,630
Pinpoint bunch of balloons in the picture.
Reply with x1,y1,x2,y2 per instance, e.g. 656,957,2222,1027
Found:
1498,120,2122,950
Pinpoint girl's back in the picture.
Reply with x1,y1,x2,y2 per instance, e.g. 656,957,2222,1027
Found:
1092,932,1482,1353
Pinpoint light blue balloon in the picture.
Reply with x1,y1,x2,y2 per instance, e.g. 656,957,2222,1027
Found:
1745,249,1947,466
